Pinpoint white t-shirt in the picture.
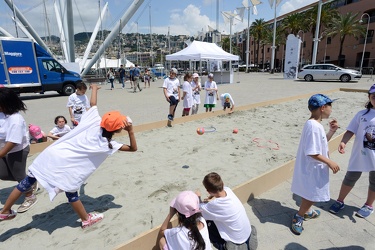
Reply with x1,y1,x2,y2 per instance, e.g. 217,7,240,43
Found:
182,81,193,109
29,106,122,201
199,187,251,244
346,109,375,172
0,112,29,153
165,217,212,250
163,77,180,99
204,80,217,105
191,80,201,105
66,93,90,122
220,93,234,107
291,119,330,202
50,125,72,137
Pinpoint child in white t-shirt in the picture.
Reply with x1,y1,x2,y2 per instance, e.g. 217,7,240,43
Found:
163,68,180,127
191,73,201,115
291,94,340,235
220,93,235,114
159,191,212,250
329,84,375,218
181,73,193,116
67,82,90,128
48,116,71,140
0,84,138,229
196,172,257,250
204,73,219,112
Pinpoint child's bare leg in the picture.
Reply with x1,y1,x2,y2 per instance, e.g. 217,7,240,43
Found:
0,188,23,214
297,198,314,217
70,200,89,221
365,189,375,207
169,105,176,117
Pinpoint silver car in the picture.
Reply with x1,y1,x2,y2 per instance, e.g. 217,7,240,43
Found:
297,64,362,82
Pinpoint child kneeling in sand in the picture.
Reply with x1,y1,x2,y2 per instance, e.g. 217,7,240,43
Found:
196,172,257,250
159,191,212,250
291,94,340,235
220,93,235,114
0,84,138,229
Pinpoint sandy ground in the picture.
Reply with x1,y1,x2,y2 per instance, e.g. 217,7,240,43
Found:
0,82,370,249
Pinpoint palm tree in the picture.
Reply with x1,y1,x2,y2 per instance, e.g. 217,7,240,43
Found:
250,18,266,67
281,13,307,35
221,37,230,52
326,12,365,66
306,3,339,63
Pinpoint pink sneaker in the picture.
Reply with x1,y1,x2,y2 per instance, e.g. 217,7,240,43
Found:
81,212,104,229
0,209,17,221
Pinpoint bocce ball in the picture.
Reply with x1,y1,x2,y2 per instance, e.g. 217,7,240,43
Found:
197,127,205,135
233,128,238,134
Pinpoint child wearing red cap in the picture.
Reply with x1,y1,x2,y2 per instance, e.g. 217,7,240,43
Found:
159,191,212,250
0,84,137,229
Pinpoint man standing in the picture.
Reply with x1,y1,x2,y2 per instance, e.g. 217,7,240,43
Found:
133,64,142,93
118,65,125,89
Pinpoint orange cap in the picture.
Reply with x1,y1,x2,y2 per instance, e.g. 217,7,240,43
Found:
100,111,127,132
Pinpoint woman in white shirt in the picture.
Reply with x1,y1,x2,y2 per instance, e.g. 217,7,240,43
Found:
0,88,37,214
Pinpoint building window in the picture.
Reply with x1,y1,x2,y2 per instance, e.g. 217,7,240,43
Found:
303,41,306,48
267,48,270,52
360,30,374,44
327,37,332,44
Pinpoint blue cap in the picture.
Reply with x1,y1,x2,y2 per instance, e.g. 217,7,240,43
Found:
308,94,333,111
369,84,375,94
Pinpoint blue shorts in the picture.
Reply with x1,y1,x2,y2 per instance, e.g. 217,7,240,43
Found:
169,96,179,106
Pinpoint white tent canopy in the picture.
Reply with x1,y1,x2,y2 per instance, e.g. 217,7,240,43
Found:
166,41,239,61
75,58,135,70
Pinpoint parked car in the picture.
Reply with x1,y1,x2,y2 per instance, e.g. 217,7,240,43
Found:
297,64,362,82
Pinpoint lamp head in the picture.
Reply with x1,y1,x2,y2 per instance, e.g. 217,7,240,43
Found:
359,19,364,24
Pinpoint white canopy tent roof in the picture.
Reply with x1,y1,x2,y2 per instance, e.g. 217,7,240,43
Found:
166,41,239,61
75,58,135,70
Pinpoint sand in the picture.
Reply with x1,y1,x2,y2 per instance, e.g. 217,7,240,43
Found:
0,88,369,249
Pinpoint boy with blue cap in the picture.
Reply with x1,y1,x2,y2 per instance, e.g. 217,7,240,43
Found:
291,94,340,235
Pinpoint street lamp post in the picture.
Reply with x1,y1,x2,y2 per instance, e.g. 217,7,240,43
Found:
360,13,370,74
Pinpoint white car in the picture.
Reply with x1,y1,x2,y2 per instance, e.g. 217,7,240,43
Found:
297,64,362,82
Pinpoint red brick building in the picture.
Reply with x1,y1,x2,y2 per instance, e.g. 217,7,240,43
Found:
238,0,375,72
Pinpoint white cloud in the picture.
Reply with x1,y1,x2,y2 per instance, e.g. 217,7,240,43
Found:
279,0,316,16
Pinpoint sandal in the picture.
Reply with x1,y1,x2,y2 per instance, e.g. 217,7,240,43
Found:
0,209,17,221
303,209,321,220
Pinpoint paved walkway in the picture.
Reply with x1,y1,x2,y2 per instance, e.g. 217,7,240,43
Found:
248,141,375,249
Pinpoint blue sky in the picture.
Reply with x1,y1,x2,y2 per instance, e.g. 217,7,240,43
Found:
0,0,317,37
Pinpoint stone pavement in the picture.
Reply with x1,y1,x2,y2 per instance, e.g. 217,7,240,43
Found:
247,140,375,250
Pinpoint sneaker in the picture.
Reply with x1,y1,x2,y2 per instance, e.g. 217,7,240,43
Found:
17,194,38,213
329,200,345,214
304,209,321,220
81,212,104,229
291,214,304,235
356,204,374,218
0,209,17,221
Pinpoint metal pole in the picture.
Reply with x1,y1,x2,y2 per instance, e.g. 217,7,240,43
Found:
270,2,277,73
312,0,322,64
66,0,75,62
82,0,145,76
324,37,328,63
297,30,304,69
3,0,53,56
246,4,251,73
360,13,370,74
